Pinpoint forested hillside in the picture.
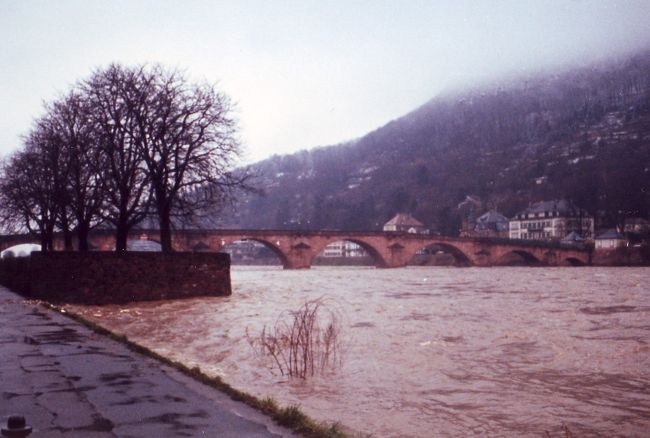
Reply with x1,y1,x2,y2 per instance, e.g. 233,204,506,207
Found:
225,50,650,234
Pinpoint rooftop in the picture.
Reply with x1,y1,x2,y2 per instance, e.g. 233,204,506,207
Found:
562,231,586,242
596,229,626,240
384,213,424,227
475,210,508,231
515,200,590,218
476,210,508,224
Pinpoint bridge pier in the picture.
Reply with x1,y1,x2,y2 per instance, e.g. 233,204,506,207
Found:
283,245,316,269
382,251,410,268
283,255,312,269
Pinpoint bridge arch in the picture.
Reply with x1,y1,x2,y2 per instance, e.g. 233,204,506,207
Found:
407,242,473,267
561,256,586,267
311,238,388,268
0,237,40,253
1,243,41,258
220,237,290,268
191,241,212,252
126,238,162,251
496,250,541,266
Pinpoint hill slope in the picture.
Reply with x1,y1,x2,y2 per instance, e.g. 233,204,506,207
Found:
226,51,650,234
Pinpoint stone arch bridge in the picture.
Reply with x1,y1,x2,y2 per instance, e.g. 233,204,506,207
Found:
0,229,591,269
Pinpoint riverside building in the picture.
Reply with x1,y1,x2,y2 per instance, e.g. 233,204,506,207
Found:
509,200,594,241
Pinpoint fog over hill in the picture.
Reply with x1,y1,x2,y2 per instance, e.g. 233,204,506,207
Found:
223,49,650,234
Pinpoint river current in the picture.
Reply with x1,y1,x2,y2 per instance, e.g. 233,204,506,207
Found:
68,267,650,437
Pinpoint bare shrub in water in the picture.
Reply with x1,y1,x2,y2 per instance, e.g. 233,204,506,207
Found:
248,298,342,379
545,424,574,438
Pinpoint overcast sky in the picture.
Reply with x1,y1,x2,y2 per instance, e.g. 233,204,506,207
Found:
2,0,650,164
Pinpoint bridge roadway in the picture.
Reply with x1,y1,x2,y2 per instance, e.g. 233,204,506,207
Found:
0,229,592,268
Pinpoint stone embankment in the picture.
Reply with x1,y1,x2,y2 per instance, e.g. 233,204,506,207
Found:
592,247,650,266
0,251,231,304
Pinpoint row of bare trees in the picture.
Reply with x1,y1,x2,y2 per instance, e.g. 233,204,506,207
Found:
0,64,247,252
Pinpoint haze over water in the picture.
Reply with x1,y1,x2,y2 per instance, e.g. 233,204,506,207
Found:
69,267,650,437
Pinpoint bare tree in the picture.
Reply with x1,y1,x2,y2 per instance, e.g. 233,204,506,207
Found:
1,94,106,252
123,65,246,251
47,91,106,251
0,142,60,251
39,113,74,250
83,65,152,251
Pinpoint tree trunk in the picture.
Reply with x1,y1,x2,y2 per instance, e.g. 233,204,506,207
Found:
40,230,48,253
45,234,54,252
63,228,73,251
115,221,128,252
77,221,90,252
45,222,55,251
158,204,173,252
61,209,73,250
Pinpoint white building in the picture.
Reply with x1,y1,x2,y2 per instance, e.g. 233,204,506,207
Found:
509,200,594,241
383,213,427,234
321,241,367,258
595,229,628,250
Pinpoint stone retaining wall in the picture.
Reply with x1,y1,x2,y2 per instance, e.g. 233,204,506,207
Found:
0,251,231,304
592,247,650,266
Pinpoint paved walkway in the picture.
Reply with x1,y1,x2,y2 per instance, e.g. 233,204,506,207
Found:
0,286,298,437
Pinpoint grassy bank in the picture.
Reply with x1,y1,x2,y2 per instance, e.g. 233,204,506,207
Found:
42,301,359,438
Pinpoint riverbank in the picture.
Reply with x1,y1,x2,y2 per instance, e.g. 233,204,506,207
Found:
0,286,352,438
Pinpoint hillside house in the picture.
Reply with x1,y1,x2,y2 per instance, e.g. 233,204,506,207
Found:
383,213,427,234
595,229,628,249
509,200,594,241
624,217,650,234
470,210,509,238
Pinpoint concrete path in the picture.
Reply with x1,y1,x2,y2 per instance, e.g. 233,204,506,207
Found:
0,286,299,437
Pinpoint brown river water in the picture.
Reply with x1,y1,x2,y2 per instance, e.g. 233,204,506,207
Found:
67,266,650,437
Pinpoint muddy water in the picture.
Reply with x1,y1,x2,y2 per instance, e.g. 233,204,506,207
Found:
68,267,650,437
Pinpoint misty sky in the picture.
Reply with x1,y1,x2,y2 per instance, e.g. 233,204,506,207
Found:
2,0,650,164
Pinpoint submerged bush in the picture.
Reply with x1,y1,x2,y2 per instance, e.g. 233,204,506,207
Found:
545,424,574,438
248,298,343,379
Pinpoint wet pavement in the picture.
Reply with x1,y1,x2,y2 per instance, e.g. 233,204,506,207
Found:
0,286,298,437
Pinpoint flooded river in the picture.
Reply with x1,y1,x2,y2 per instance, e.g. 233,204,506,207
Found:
68,267,650,437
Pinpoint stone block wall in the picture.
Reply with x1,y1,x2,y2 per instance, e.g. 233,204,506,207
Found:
0,252,231,304
592,247,650,266
0,257,32,294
